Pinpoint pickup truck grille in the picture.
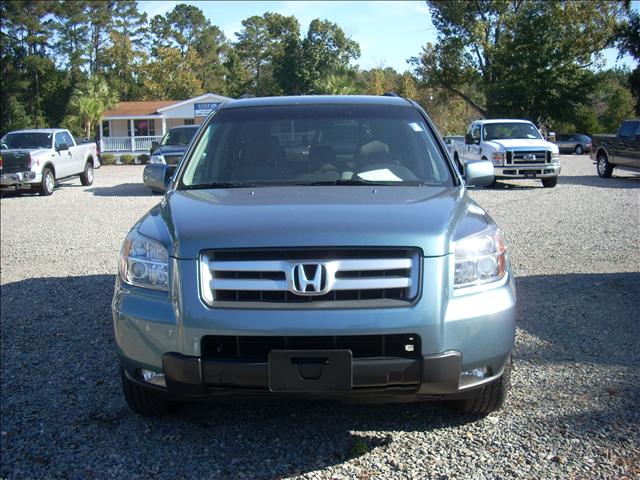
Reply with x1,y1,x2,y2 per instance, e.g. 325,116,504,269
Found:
506,150,548,165
199,248,421,308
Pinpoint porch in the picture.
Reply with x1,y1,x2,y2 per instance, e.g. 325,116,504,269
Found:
99,117,199,153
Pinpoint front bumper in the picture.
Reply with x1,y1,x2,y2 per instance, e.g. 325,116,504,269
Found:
113,256,516,402
1,171,37,186
494,164,560,179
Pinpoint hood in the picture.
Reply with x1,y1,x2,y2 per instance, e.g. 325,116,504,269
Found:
487,138,558,151
137,186,489,259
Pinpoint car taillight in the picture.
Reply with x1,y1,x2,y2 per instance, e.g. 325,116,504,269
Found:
0,155,3,169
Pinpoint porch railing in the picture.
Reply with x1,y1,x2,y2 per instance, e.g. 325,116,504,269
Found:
101,136,163,152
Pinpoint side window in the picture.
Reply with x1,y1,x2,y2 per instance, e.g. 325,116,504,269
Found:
619,122,635,138
472,124,481,140
54,133,66,149
62,132,74,146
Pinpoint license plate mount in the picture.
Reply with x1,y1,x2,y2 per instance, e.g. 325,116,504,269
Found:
268,350,353,392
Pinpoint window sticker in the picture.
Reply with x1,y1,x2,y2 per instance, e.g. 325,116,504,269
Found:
408,122,423,132
358,169,403,182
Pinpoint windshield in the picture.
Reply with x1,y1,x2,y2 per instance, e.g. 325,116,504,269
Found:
483,122,542,141
160,127,198,146
1,132,53,150
179,105,453,189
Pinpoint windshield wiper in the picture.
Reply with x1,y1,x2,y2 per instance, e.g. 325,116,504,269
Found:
292,179,434,186
180,182,258,190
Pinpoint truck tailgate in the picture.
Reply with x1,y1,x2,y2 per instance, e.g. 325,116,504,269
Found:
0,151,31,174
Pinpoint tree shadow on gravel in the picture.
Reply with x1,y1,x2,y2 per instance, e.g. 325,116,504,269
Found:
515,272,640,367
558,174,640,189
86,182,156,197
2,272,639,479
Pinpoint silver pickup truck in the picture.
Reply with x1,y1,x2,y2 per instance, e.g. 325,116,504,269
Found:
0,128,97,196
114,95,516,417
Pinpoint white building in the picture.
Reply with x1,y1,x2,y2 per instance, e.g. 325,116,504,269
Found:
99,92,231,153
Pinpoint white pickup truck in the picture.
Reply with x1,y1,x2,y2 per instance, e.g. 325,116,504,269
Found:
451,119,561,188
0,129,98,196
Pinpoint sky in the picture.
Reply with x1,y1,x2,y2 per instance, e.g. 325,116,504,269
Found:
137,0,638,73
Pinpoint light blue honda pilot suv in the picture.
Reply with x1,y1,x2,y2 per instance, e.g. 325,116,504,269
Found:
113,95,516,416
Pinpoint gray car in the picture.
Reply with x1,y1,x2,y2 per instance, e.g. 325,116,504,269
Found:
555,134,592,155
113,95,516,417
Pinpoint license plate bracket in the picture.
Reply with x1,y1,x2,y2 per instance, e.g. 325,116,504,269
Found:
268,350,353,392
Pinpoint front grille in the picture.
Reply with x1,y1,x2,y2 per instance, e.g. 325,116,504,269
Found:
199,248,421,308
510,150,548,164
202,334,421,361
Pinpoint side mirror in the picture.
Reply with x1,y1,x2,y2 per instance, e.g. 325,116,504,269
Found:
143,163,172,193
464,133,473,145
150,141,159,153
57,143,69,152
464,160,494,187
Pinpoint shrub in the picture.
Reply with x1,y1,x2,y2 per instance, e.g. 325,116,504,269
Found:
120,154,136,165
100,153,116,165
137,154,150,165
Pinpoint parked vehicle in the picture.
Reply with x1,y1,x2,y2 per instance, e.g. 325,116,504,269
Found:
450,119,561,188
0,129,98,196
591,119,640,177
443,135,464,155
144,125,199,192
113,95,516,417
555,134,591,154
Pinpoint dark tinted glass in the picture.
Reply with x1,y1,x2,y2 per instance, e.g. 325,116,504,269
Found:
161,127,198,146
484,122,542,141
2,132,52,149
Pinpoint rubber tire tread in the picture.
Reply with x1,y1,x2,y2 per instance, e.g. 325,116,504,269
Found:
597,155,613,178
459,356,511,416
38,168,54,196
80,162,93,186
542,177,557,188
121,368,170,416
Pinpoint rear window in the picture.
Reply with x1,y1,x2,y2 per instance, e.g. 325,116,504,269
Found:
1,132,52,150
161,127,198,146
179,105,453,188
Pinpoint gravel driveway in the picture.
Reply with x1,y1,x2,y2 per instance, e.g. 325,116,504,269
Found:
1,157,639,479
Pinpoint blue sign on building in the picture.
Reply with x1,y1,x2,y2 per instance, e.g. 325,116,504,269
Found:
194,102,219,117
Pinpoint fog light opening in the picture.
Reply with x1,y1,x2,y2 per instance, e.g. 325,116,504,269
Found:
460,366,491,386
138,369,166,387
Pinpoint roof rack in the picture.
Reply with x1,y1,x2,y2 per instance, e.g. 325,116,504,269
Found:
382,91,400,97
239,93,256,99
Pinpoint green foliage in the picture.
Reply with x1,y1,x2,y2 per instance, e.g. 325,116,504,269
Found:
66,76,118,138
100,153,116,165
119,154,136,165
414,0,628,124
137,154,150,164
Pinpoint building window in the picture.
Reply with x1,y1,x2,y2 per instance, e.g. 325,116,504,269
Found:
102,121,110,137
134,119,155,137
184,119,194,125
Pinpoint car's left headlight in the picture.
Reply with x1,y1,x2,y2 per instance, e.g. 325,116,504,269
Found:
149,153,165,164
118,230,169,291
454,226,507,289
550,152,560,164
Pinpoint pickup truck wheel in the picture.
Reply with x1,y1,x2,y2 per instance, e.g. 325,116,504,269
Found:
575,144,583,155
542,177,557,188
121,368,172,416
597,154,613,178
458,355,511,416
38,168,55,196
80,162,94,186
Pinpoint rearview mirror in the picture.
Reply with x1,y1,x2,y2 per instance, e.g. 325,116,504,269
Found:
57,143,69,152
150,141,159,153
464,133,474,145
143,163,172,193
464,160,494,187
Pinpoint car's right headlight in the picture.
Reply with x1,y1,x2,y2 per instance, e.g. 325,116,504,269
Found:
119,230,169,291
454,226,507,289
149,153,165,164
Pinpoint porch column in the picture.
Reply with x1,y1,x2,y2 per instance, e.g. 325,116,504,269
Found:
99,119,104,152
161,117,166,137
129,119,135,151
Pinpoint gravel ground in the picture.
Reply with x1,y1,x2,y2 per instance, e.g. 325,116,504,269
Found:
1,156,639,479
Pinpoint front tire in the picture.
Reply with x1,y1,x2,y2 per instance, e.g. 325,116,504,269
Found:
458,355,511,415
80,162,94,186
542,177,557,188
575,144,583,155
121,368,172,416
38,168,55,196
597,154,613,178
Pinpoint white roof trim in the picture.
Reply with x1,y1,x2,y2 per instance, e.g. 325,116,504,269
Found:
101,115,162,120
156,93,232,112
